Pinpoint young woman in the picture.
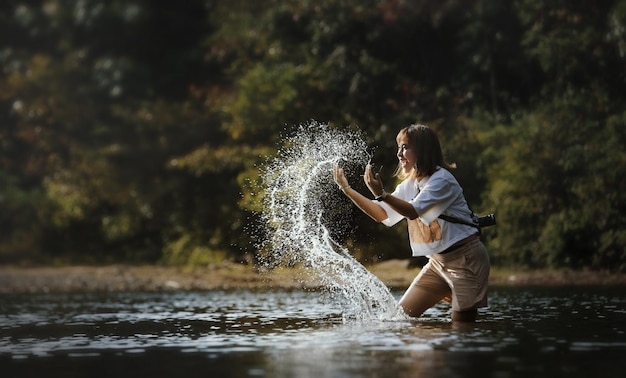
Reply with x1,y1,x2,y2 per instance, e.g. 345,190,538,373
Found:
332,124,490,322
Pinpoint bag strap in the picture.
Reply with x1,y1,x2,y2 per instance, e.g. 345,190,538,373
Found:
417,169,481,231
438,213,480,232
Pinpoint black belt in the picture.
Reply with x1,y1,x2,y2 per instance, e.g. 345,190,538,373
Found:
439,234,478,255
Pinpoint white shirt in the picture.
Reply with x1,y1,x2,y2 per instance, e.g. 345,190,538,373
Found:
377,167,477,256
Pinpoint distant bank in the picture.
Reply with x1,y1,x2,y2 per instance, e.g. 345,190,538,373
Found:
1,260,625,294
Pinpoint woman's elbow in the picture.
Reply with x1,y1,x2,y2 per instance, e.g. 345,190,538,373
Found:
406,210,419,220
371,212,387,223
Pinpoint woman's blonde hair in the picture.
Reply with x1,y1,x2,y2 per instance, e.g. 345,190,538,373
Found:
394,124,453,180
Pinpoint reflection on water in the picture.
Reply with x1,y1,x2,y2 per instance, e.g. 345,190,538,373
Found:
1,286,625,377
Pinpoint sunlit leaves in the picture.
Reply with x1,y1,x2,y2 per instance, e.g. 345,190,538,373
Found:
170,144,273,175
225,62,302,141
483,98,626,270
609,0,626,57
161,233,228,267
1,0,624,270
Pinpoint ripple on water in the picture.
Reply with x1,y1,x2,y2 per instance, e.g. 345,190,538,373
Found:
0,287,625,378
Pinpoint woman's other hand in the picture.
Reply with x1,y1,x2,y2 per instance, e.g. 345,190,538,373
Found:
364,163,384,197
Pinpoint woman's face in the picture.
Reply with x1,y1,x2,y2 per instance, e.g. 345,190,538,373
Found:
397,134,417,175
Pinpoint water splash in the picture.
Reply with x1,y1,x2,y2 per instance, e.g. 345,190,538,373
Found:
260,122,405,321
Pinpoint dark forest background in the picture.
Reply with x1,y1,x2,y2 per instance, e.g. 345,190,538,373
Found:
1,0,625,271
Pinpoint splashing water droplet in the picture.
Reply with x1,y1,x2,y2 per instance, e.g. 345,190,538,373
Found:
260,122,406,321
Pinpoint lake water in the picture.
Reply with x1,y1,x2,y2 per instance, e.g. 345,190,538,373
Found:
1,286,625,378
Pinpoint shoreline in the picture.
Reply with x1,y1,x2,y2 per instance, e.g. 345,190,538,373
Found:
1,260,625,294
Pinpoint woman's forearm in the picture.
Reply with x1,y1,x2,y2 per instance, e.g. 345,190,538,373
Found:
341,187,389,222
380,192,419,220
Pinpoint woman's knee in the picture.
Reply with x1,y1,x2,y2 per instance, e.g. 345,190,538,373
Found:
398,299,425,318
398,287,444,318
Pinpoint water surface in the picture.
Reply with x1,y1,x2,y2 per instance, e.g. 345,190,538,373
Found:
1,285,625,377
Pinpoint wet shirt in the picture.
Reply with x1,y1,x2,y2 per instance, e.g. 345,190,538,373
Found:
377,167,476,256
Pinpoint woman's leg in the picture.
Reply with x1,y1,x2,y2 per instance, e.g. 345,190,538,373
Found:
451,309,478,322
398,285,446,318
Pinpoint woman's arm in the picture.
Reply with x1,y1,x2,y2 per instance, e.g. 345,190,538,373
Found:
341,186,389,222
378,192,419,220
363,164,419,220
333,163,388,222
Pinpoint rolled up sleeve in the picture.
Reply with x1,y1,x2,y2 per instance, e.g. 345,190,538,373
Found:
375,181,414,227
410,176,459,225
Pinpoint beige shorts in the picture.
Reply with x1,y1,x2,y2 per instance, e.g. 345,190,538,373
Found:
409,235,490,312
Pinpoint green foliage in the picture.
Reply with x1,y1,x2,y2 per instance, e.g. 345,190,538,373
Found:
161,233,228,267
0,0,624,271
483,91,626,271
474,0,626,271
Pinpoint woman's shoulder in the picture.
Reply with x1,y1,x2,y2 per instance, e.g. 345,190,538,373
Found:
432,166,458,181
426,167,461,189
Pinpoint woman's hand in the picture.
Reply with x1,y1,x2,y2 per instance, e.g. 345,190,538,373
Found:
364,163,384,197
333,162,389,222
333,162,350,190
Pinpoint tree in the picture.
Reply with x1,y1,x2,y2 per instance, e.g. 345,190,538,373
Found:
0,0,222,264
482,0,626,270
